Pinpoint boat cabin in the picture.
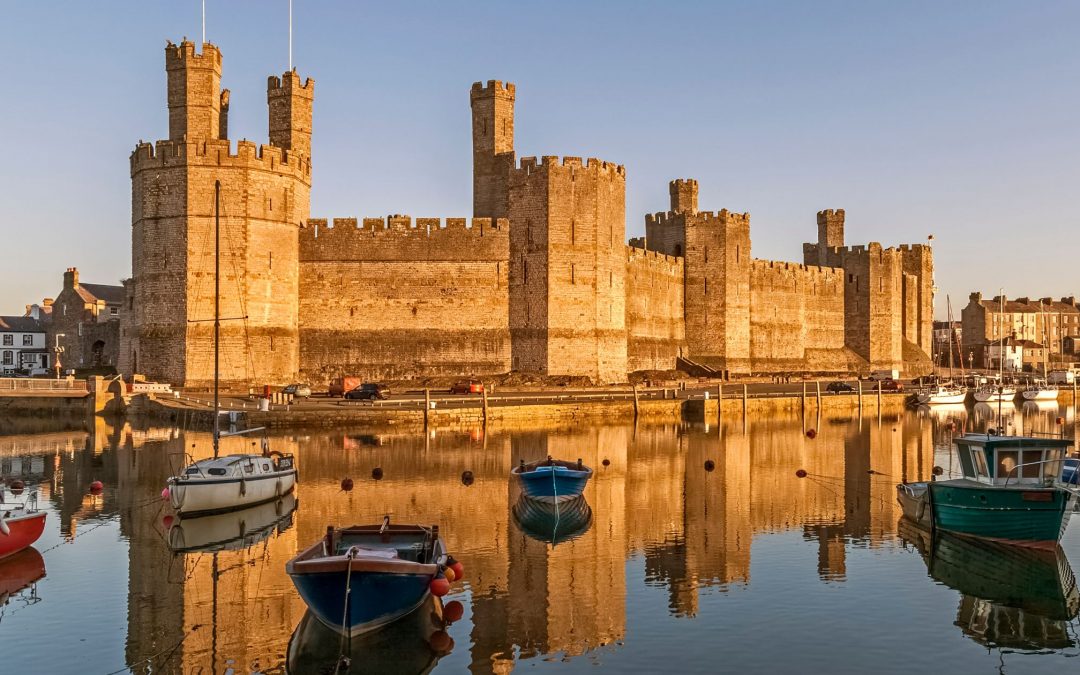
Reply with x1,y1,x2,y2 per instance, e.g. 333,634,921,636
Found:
954,435,1071,486
184,453,291,478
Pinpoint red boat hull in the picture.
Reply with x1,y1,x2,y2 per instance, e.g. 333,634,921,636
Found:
0,511,47,560
0,547,46,601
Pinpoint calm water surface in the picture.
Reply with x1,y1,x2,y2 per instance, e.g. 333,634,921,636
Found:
1,402,1078,674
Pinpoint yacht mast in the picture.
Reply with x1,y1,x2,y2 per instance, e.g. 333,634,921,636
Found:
213,180,221,458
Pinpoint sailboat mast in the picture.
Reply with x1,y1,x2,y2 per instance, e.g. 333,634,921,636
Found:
998,290,1004,429
213,180,221,457
947,296,954,378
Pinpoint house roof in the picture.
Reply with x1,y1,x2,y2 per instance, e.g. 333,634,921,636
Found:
0,316,45,332
77,283,125,305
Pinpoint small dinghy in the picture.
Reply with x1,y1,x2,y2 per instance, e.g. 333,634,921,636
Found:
286,518,459,637
0,492,46,560
511,456,593,504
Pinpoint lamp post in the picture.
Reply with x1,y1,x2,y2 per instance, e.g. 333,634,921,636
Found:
53,333,66,380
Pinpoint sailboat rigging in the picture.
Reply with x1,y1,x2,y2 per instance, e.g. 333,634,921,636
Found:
165,181,297,517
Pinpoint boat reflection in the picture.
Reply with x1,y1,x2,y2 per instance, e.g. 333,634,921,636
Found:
0,546,45,608
512,494,593,545
286,596,449,674
167,493,298,553
899,518,1079,650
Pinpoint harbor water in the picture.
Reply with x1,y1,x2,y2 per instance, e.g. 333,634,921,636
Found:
1,401,1077,673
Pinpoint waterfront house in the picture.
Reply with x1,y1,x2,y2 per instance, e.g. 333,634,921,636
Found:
0,316,49,375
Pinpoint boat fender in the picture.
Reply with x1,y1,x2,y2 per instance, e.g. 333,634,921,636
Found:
0,516,8,536
915,497,927,523
239,477,247,497
275,480,282,498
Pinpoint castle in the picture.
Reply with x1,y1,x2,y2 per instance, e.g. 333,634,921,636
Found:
120,41,933,386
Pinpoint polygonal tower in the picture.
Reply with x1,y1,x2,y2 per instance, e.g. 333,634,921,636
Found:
125,40,313,387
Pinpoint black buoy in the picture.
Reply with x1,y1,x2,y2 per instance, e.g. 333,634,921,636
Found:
341,477,354,492
601,458,611,467
461,470,474,486
371,467,384,481
704,459,715,472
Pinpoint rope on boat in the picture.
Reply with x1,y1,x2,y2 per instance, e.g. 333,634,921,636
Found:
336,546,358,671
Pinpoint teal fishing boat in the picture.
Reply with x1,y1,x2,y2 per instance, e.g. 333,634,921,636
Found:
897,434,1077,549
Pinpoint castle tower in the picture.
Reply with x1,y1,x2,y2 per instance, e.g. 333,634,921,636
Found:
268,70,314,159
804,209,845,266
471,80,516,219
669,179,698,215
126,41,313,386
509,157,628,382
166,40,224,140
682,209,752,374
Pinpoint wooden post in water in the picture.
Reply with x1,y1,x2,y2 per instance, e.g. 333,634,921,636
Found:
858,379,863,413
717,383,723,427
877,379,883,422
424,389,430,429
482,385,489,428
632,383,640,420
801,381,806,418
816,380,822,410
742,383,748,417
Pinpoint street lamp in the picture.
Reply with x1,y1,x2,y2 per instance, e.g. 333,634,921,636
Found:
53,333,66,380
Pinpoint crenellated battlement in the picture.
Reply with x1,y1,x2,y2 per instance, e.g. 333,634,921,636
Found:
470,79,516,100
895,243,931,254
645,208,750,228
816,208,845,222
513,155,626,177
626,244,683,267
669,178,698,189
268,69,315,97
130,138,311,178
751,258,843,278
165,40,221,68
300,215,509,263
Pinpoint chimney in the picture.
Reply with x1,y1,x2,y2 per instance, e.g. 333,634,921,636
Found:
43,298,53,307
63,267,79,290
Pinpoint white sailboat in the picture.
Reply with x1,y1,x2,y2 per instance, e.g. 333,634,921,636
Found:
973,384,1017,403
165,180,297,517
1021,385,1059,401
918,296,968,405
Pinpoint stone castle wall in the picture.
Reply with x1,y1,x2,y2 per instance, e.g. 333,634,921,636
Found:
298,216,511,381
625,246,685,372
748,260,846,371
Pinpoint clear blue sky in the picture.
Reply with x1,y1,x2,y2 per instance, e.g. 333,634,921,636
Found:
2,1,1079,317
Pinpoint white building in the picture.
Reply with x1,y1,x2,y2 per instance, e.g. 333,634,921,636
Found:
0,316,49,375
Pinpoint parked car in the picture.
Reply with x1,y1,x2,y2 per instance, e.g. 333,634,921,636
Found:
329,376,364,398
345,383,390,400
826,381,853,393
450,379,485,395
282,383,312,398
910,375,938,386
879,379,904,392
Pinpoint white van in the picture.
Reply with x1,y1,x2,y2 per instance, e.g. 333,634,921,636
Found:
1048,370,1076,385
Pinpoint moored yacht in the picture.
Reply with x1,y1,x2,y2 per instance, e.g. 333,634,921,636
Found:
916,384,968,405
973,385,1017,403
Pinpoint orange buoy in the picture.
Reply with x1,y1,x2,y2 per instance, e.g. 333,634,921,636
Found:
90,480,104,494
446,556,464,581
341,477,354,492
443,566,456,583
795,469,808,478
443,600,464,623
429,574,450,597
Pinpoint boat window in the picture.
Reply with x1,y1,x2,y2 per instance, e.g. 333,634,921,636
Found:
996,450,1019,479
262,463,270,473
971,449,989,478
245,463,255,474
1045,448,1064,481
208,468,227,476
185,467,200,475
1021,450,1043,478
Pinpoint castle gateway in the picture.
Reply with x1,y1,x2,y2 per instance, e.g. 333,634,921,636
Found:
121,41,932,386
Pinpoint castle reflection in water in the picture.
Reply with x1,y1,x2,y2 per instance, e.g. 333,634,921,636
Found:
3,402,1075,673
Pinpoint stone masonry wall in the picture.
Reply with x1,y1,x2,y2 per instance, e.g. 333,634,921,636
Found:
748,260,846,372
626,246,685,372
298,216,511,382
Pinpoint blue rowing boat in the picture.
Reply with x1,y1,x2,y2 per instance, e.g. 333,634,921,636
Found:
286,519,449,637
511,457,593,504
512,494,593,545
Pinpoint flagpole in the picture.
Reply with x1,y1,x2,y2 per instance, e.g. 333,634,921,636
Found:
288,0,293,71
202,0,206,44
